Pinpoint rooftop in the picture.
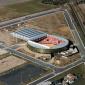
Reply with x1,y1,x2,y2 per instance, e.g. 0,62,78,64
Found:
11,27,47,41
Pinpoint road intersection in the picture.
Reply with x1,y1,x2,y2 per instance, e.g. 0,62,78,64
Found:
0,6,85,85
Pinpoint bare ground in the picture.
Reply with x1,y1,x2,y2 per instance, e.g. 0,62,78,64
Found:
26,12,73,41
0,30,15,45
0,11,74,46
0,55,27,74
17,44,81,67
78,4,85,22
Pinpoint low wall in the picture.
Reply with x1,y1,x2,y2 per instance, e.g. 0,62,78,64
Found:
27,43,69,54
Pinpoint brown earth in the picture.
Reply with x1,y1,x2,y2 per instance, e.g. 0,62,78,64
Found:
0,11,74,46
0,55,27,74
27,12,73,41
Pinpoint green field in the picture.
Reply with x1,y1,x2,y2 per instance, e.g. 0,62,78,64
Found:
0,0,57,21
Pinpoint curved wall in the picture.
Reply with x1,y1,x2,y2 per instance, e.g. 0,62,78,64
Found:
27,42,69,54
27,35,69,54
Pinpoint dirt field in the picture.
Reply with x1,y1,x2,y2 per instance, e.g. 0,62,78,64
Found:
78,4,85,22
26,12,73,41
0,11,74,46
0,55,27,74
0,30,15,45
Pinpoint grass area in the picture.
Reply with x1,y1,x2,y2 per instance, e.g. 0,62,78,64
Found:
72,78,85,85
0,0,57,21
49,63,84,81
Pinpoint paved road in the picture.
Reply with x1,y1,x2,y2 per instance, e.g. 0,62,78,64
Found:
9,47,82,85
68,4,85,47
29,6,85,85
64,9,85,52
0,44,6,48
0,8,62,28
64,4,85,58
2,8,84,84
10,44,20,49
29,59,82,85
0,5,84,84
6,48,56,69
5,46,83,85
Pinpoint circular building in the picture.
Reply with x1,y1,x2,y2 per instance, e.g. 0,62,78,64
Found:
27,35,69,54
11,28,69,54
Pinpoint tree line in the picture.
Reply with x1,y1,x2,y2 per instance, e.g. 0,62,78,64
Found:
42,0,85,5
